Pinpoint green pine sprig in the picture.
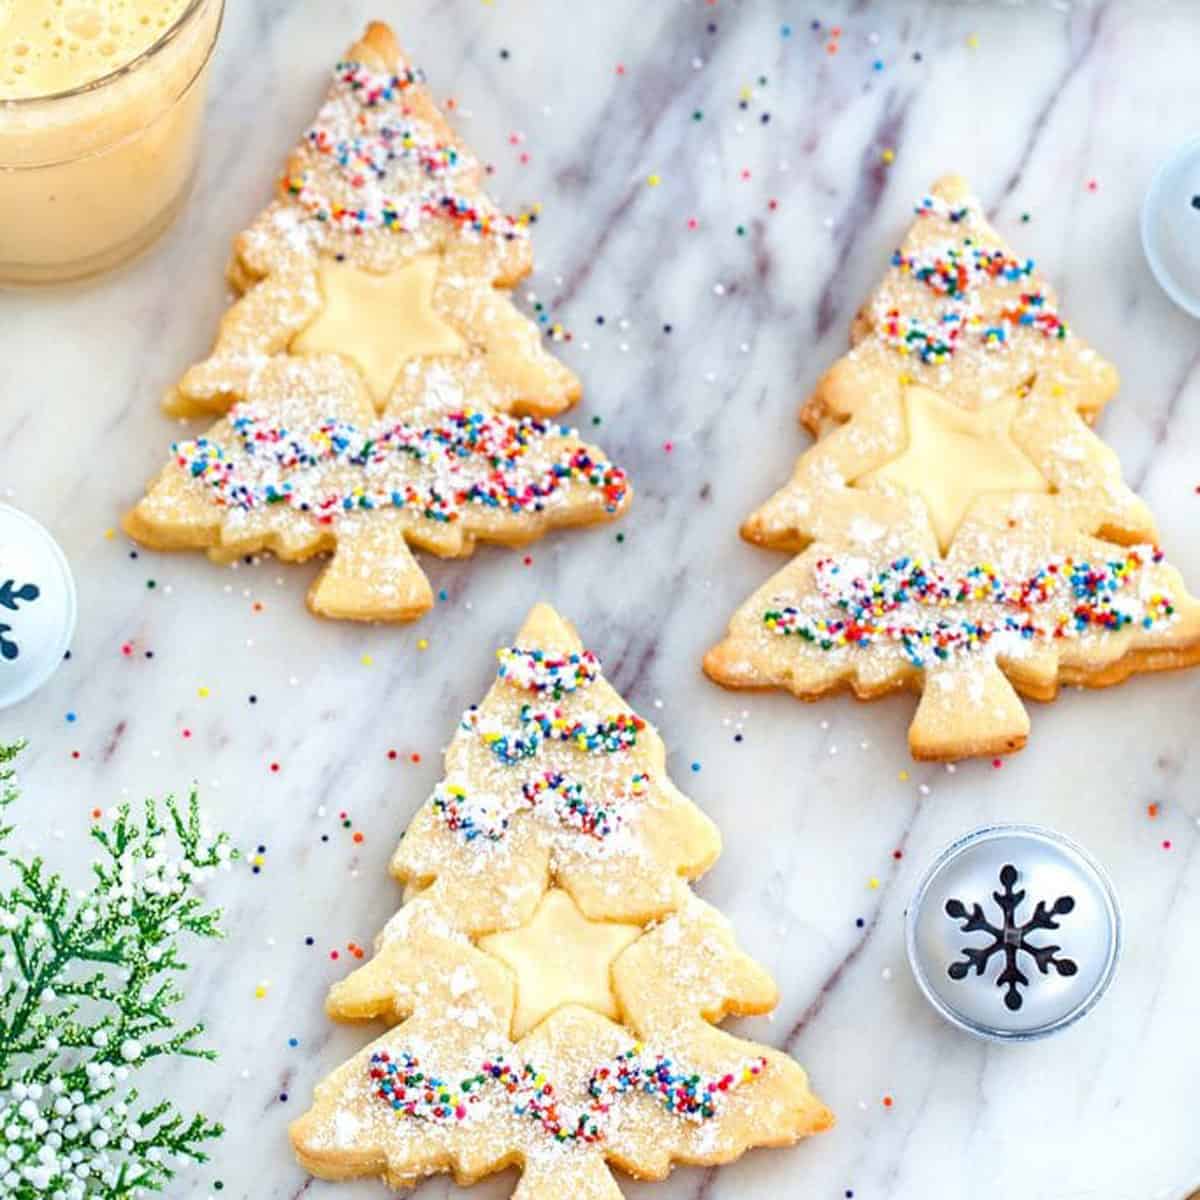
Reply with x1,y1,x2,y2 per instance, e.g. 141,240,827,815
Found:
0,743,234,1198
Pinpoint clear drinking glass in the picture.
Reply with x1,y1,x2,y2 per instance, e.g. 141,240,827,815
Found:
0,0,224,286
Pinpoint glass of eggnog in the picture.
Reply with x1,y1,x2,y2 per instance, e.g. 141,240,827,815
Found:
0,0,223,286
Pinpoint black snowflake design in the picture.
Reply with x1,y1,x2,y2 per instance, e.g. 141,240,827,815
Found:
0,579,40,662
944,863,1078,1012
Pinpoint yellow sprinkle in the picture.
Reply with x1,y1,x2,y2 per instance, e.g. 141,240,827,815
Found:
417,638,429,651
103,528,115,540
966,33,980,49
739,85,753,100
898,770,909,782
361,654,373,667
254,985,268,999
647,173,661,187
881,148,895,165
198,686,210,698
868,876,880,890
1051,384,1065,397
898,372,913,386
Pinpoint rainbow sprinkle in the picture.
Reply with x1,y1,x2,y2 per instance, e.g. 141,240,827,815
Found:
335,61,423,105
496,647,602,697
892,241,1034,299
430,782,510,843
430,771,649,844
880,308,962,364
463,705,647,765
368,1046,766,1142
286,59,530,240
175,408,628,524
762,549,1173,668
886,192,1068,359
914,194,977,224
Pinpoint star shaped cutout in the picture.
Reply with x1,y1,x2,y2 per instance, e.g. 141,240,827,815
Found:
855,386,1048,551
477,889,642,1039
290,255,467,403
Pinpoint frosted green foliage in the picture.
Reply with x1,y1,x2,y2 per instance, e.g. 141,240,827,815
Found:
0,744,234,1197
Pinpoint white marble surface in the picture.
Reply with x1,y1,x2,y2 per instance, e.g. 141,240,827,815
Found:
3,1,1200,1197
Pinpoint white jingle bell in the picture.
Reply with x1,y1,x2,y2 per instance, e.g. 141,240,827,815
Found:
906,824,1120,1042
1142,135,1200,318
0,504,77,709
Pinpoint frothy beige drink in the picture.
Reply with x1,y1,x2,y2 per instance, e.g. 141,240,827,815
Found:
0,0,223,284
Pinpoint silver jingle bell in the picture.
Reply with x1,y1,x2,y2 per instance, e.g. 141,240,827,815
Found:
1142,135,1200,318
905,824,1120,1042
0,504,77,709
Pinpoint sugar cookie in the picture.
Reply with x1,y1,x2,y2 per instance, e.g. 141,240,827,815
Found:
290,604,832,1193
706,175,1200,760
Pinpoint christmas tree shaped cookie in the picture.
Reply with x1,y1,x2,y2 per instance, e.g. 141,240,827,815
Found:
167,21,577,421
706,175,1200,760
125,23,626,622
123,357,627,621
290,604,832,1194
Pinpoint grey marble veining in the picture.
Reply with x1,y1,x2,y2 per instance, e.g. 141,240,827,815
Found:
2,2,1199,1197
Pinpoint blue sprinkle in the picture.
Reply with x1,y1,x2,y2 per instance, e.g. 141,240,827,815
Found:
288,1037,299,1048
781,24,792,37
65,712,76,723
691,761,701,772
